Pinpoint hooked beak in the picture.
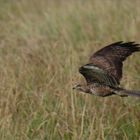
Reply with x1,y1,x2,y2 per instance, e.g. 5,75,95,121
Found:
72,85,77,90
72,84,81,90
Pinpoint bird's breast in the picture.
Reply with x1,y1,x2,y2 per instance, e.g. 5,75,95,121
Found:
89,84,113,97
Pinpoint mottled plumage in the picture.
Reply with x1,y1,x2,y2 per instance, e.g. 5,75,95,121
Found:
73,41,140,97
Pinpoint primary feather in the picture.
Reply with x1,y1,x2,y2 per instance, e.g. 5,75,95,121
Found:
89,41,140,84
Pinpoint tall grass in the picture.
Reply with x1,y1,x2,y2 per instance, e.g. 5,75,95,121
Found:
0,0,140,139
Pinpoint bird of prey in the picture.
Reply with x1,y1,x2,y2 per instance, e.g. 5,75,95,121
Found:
73,41,140,97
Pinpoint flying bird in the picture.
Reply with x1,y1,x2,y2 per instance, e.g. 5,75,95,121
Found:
73,41,140,97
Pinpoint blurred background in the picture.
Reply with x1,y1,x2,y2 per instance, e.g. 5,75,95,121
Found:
0,0,140,139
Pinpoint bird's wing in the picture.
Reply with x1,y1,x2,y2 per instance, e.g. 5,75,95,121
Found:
79,63,119,87
89,41,140,83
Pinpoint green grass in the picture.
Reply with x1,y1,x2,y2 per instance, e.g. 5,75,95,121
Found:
0,0,140,139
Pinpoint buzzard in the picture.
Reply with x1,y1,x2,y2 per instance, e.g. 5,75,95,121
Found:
73,41,140,97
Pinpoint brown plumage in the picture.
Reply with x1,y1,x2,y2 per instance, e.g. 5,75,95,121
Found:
73,41,140,97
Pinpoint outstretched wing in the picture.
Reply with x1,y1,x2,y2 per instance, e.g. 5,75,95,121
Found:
79,63,119,87
89,41,140,83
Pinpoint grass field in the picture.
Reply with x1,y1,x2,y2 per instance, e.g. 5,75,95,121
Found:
0,0,140,139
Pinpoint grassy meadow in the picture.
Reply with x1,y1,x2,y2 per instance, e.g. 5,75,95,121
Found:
0,0,140,139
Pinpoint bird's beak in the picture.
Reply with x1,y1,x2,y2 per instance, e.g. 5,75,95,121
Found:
72,86,76,90
72,85,77,90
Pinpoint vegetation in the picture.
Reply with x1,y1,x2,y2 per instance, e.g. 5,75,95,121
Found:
0,0,140,139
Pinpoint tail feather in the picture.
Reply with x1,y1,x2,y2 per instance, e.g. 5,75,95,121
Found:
114,88,140,97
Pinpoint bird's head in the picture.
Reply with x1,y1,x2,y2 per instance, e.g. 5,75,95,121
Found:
73,84,89,93
73,84,82,90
